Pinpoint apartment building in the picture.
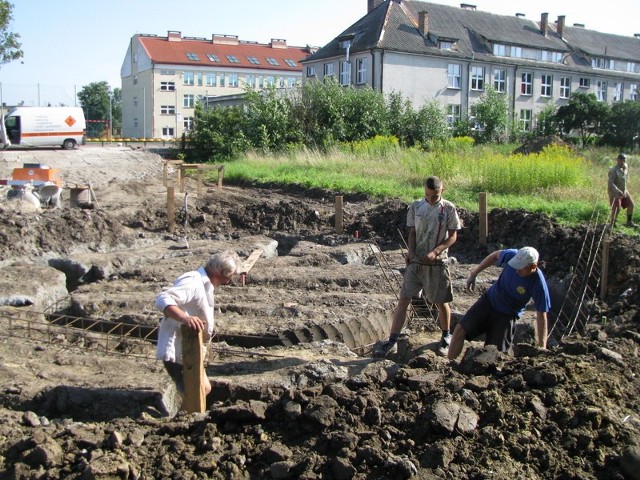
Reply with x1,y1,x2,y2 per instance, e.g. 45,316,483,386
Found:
120,31,313,139
302,0,640,131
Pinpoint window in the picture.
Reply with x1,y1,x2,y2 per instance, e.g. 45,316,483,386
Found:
541,74,553,97
511,46,522,58
493,44,506,56
160,82,175,91
447,64,461,89
356,58,367,84
520,109,532,131
493,69,506,93
446,104,461,127
470,66,485,91
306,66,317,77
226,55,240,63
247,56,260,65
597,80,607,101
339,61,351,86
627,62,638,73
324,63,334,77
284,59,297,67
229,74,239,88
197,73,203,86
160,105,176,115
439,40,453,50
184,117,193,131
287,77,297,88
559,77,571,99
631,84,638,101
183,94,194,108
579,77,591,88
186,53,199,61
160,70,175,75
206,54,220,62
183,72,194,85
162,127,175,137
592,57,612,69
206,73,217,87
219,73,225,87
266,57,279,66
133,97,138,107
245,75,255,88
614,83,623,102
520,72,533,95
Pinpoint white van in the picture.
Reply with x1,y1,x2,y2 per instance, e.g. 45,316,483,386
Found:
0,106,86,150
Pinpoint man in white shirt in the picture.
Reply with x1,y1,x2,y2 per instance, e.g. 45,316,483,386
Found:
155,250,241,396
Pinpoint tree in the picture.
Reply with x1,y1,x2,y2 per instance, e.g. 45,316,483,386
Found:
553,92,610,147
600,100,640,149
471,85,509,143
0,1,22,66
77,81,112,137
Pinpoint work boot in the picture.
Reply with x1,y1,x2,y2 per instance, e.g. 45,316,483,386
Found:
372,339,398,358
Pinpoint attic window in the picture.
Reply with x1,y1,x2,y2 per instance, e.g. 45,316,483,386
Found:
247,56,260,64
206,54,220,62
284,59,297,67
339,39,352,49
226,55,240,63
186,53,200,61
266,57,279,66
439,40,454,50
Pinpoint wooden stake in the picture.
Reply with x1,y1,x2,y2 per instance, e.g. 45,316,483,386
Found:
335,195,344,234
167,187,175,234
181,326,206,413
479,192,488,246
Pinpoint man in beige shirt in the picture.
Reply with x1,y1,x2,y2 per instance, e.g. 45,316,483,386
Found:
608,153,636,228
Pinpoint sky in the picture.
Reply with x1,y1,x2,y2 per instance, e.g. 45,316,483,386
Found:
1,0,639,107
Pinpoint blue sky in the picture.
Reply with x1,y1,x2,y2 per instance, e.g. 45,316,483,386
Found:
1,0,639,107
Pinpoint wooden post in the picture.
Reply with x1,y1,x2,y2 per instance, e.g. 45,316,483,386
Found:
163,161,168,187
335,195,344,234
600,235,610,300
217,165,224,190
197,168,203,197
167,187,175,234
180,326,206,413
479,192,488,246
179,166,186,193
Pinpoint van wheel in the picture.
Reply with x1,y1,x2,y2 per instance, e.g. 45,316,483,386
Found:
62,139,76,150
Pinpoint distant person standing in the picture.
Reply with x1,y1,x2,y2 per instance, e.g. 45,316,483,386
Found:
373,176,462,357
155,251,241,398
608,153,636,228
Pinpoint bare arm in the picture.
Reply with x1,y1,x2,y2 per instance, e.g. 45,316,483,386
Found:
425,229,458,262
466,250,502,290
406,227,416,264
535,311,548,349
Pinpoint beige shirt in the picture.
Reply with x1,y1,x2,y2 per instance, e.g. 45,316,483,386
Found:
406,198,461,262
608,163,629,200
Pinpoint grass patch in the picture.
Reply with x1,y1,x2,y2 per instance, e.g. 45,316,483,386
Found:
208,142,638,228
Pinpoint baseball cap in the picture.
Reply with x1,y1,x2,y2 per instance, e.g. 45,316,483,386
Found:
508,247,539,270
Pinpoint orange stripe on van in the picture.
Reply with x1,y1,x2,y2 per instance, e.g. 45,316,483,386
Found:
21,131,85,138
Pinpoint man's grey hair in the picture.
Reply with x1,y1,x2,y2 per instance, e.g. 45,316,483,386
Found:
425,176,443,191
206,250,241,277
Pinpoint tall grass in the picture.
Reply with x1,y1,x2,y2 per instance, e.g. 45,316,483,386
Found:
212,139,637,227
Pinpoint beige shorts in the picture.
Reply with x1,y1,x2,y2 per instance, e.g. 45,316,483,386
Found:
400,262,453,304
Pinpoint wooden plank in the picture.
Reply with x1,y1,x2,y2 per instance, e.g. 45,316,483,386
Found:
181,326,206,413
167,187,175,234
335,195,344,234
240,249,263,274
479,192,488,246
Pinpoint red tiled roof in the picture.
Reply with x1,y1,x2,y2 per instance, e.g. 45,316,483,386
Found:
138,34,311,72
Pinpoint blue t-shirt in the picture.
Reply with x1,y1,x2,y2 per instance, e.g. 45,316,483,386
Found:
486,249,551,317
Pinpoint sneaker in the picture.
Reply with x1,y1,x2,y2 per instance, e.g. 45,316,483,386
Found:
437,333,452,356
373,339,398,358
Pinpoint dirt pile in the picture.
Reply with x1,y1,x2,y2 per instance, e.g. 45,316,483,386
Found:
0,147,639,479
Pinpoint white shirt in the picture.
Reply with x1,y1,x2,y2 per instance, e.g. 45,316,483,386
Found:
155,267,215,364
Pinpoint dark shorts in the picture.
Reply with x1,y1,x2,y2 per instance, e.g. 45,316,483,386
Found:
163,360,184,394
460,293,517,353
610,197,630,209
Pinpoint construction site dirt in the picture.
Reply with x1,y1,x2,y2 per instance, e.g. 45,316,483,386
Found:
0,146,639,479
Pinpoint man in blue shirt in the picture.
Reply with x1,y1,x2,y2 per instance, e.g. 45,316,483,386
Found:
448,247,550,360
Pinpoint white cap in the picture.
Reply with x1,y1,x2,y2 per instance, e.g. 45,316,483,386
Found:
508,247,539,270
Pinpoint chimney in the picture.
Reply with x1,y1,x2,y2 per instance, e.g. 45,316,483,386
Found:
167,30,182,42
419,11,429,36
460,3,476,10
635,33,640,38
556,15,566,38
540,12,549,36
573,23,585,28
515,13,525,18
212,34,239,45
271,38,287,49
367,0,385,13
